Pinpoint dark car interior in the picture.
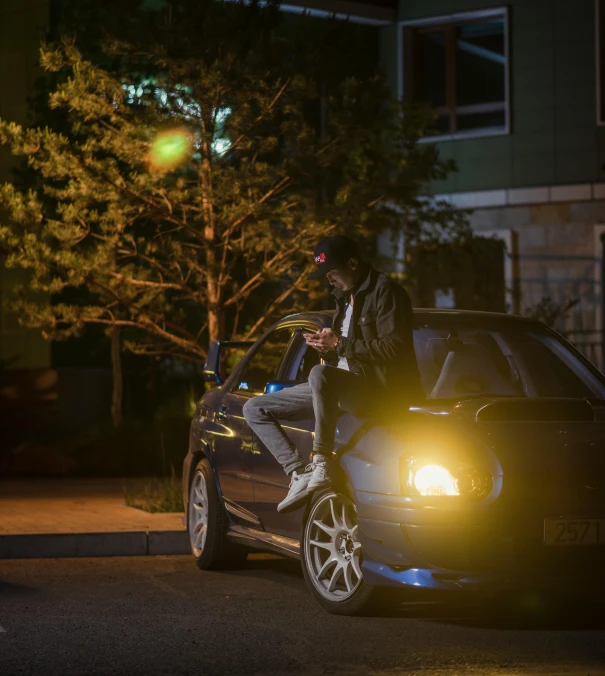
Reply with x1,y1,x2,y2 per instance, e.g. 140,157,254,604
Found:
231,317,605,407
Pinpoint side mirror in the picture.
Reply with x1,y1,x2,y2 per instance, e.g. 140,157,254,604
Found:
264,380,300,394
203,340,222,384
203,339,255,385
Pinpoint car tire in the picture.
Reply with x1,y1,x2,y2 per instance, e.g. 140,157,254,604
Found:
301,489,390,616
187,457,248,570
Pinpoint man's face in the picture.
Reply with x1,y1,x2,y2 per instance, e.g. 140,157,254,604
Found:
325,259,359,291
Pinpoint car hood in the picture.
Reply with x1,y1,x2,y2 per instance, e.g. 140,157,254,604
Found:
470,418,605,516
338,397,605,515
337,410,498,496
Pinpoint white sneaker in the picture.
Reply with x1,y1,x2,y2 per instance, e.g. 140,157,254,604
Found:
277,468,312,513
307,456,332,492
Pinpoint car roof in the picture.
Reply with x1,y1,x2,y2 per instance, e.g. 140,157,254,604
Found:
413,308,541,325
277,308,543,329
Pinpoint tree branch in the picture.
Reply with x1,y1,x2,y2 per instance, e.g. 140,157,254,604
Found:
108,272,185,291
220,174,291,249
244,266,311,339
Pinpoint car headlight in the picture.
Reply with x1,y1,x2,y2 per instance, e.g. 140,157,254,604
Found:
401,456,491,499
413,464,459,496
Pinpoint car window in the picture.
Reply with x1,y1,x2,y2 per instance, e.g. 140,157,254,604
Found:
289,336,323,382
414,326,523,399
413,320,605,400
235,327,292,395
516,332,605,399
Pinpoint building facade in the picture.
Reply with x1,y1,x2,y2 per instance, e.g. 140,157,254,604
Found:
378,0,605,368
284,0,605,369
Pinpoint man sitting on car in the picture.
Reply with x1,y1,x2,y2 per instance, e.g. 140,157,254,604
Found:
243,234,422,512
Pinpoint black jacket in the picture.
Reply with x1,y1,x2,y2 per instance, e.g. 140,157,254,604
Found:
327,265,423,403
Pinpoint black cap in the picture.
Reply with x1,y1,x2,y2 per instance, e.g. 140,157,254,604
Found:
308,235,360,280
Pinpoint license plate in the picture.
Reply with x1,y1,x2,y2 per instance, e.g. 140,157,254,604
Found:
544,518,605,545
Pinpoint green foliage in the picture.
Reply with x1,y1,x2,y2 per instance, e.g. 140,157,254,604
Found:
0,0,468,365
123,465,183,513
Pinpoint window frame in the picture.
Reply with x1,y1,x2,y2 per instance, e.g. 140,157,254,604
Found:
401,7,510,142
230,326,294,397
280,322,325,382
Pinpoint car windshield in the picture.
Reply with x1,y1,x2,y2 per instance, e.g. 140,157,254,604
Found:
413,320,605,401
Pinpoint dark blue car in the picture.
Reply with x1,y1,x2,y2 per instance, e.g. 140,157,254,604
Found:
182,309,605,615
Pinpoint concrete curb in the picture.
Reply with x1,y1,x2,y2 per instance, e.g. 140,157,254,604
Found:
0,530,190,559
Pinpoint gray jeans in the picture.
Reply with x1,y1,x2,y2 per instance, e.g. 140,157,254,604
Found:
242,364,375,475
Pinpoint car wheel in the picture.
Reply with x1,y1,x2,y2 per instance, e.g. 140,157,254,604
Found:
188,458,248,570
301,490,385,616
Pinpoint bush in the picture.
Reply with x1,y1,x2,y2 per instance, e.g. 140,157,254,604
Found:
123,467,183,513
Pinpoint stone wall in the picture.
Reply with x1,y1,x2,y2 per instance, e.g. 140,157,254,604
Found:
470,199,605,333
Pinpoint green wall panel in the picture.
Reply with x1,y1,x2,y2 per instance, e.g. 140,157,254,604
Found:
514,69,555,94
514,44,555,68
556,128,598,151
512,153,556,186
556,151,599,183
512,132,555,155
456,156,513,192
514,110,555,134
555,104,596,128
458,135,512,158
392,0,601,193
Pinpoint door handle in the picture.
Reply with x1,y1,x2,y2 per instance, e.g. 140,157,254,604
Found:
241,438,261,455
216,406,229,420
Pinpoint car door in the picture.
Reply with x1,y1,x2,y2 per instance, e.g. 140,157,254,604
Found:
251,325,323,537
209,386,258,519
229,326,295,523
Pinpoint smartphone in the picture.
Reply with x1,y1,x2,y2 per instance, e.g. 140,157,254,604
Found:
294,327,318,335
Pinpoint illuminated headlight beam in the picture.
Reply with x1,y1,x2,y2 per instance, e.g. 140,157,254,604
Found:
413,464,460,496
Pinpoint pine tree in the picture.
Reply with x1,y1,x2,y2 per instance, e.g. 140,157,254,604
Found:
0,0,468,373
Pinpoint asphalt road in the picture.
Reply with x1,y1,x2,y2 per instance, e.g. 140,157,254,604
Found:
1,554,605,676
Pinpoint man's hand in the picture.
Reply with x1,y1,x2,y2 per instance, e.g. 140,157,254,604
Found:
304,328,339,353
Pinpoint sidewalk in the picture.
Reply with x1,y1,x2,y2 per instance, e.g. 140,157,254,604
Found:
0,478,189,559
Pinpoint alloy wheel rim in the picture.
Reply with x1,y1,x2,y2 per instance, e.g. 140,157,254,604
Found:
305,492,363,602
188,471,209,556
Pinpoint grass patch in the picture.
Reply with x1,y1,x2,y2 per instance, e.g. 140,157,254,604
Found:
123,467,183,513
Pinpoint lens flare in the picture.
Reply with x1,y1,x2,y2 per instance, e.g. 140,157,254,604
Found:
148,128,191,171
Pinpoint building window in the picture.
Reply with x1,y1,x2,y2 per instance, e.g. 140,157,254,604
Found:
403,9,509,139
597,0,605,124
